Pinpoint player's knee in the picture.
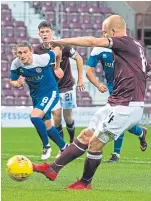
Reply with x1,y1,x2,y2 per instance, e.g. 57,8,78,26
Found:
54,118,62,127
52,110,62,127
78,128,93,145
88,136,104,152
44,119,53,130
64,115,73,125
30,108,45,118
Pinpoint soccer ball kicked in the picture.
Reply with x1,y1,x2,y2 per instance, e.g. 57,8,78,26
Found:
6,155,33,181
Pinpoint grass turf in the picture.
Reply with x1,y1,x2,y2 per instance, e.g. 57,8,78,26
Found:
1,127,151,201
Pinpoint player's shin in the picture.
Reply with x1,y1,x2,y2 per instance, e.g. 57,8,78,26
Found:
80,151,102,185
129,126,143,137
56,124,64,139
47,126,67,150
49,139,88,173
31,117,49,147
66,121,75,143
114,133,124,155
36,129,43,143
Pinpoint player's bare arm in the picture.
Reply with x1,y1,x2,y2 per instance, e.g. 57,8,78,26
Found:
86,67,107,93
10,76,25,88
51,37,110,47
52,47,64,79
74,55,85,91
51,46,62,68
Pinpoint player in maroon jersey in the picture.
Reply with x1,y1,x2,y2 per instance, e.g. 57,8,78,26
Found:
33,15,151,190
34,21,85,158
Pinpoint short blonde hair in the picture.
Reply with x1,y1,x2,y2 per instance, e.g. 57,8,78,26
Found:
16,41,32,51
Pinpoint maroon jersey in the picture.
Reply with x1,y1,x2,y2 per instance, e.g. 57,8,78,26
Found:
33,44,78,93
108,36,149,106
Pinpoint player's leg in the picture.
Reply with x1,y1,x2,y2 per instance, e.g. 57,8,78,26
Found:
67,105,113,189
31,98,49,148
52,100,65,139
128,125,147,151
62,89,77,143
44,118,68,153
30,108,50,151
33,105,143,187
32,105,109,180
67,135,105,190
31,91,63,159
108,133,124,163
44,96,68,154
63,109,75,143
52,100,66,158
67,105,144,189
32,128,92,180
108,125,147,162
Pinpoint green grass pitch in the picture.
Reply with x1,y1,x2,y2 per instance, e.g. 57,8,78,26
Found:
1,127,151,201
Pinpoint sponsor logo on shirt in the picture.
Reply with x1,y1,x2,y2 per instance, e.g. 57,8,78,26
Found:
36,67,42,73
26,75,44,81
104,62,113,68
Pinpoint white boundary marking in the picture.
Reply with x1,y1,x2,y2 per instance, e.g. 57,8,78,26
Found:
2,153,151,164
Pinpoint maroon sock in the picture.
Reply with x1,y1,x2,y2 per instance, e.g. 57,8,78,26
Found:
66,121,75,143
50,139,88,172
56,125,64,139
80,151,102,185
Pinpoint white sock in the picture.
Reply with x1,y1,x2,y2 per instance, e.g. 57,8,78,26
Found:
113,152,120,158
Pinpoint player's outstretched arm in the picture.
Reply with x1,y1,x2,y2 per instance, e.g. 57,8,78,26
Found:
86,67,107,93
74,55,85,91
52,46,62,69
51,37,109,47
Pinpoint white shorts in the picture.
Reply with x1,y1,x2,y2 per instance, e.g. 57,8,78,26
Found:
52,89,77,111
88,104,144,144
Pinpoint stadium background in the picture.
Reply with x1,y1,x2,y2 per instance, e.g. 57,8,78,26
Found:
1,1,151,127
1,1,151,201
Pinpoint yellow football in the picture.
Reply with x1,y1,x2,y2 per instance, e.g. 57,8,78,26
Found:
6,155,33,181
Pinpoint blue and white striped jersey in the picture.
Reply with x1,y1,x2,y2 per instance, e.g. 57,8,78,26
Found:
87,47,114,95
10,51,58,99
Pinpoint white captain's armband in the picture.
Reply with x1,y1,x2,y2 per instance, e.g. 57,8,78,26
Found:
108,38,113,48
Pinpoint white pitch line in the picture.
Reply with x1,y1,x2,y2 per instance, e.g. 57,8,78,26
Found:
2,153,151,164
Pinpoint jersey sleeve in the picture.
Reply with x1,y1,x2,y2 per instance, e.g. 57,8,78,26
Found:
108,37,127,51
10,59,20,80
87,48,100,68
64,46,78,59
37,50,55,67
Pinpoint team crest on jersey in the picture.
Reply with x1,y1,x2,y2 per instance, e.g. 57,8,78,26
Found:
36,67,42,73
20,68,24,73
102,54,107,58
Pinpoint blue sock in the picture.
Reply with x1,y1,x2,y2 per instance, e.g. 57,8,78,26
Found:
31,117,49,148
36,129,43,143
114,133,124,154
47,126,66,150
128,126,142,137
